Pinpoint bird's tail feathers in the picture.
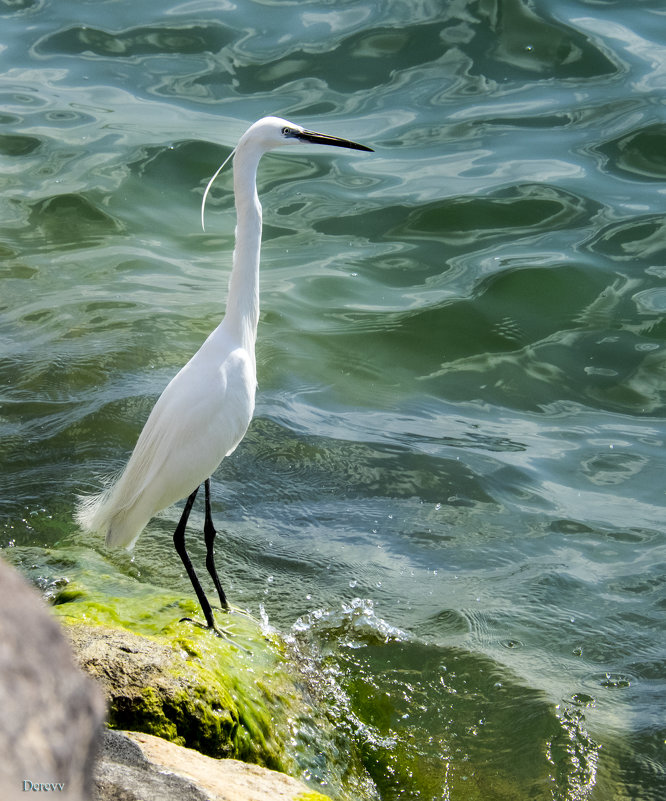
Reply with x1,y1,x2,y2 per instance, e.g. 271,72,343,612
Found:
75,469,150,549
76,412,182,548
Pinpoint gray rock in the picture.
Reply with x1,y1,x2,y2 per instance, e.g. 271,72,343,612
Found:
95,730,211,801
0,557,106,801
95,730,333,801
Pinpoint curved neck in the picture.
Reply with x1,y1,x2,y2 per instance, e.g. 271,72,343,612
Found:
223,141,263,349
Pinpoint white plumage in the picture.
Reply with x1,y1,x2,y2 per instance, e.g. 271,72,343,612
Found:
76,116,372,626
76,330,256,548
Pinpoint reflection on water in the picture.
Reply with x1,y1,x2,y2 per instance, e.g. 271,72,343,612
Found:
1,0,666,798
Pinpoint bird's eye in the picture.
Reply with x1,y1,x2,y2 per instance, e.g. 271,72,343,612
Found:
282,126,295,137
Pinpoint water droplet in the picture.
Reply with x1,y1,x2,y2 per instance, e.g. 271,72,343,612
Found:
600,672,631,689
571,693,595,708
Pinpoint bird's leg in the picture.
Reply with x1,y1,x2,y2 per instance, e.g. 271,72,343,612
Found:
204,478,230,611
173,484,217,630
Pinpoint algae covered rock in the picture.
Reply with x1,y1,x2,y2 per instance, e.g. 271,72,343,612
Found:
39,546,374,800
64,623,265,764
57,601,313,776
6,544,601,801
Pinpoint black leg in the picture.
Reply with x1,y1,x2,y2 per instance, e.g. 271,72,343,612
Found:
173,484,217,630
204,478,229,611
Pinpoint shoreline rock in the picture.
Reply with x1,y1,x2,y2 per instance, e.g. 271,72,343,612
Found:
96,728,332,801
4,547,384,799
47,557,374,800
0,557,105,801
63,622,271,765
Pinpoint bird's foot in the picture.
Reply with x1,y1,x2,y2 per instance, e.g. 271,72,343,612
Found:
178,615,233,637
178,616,251,653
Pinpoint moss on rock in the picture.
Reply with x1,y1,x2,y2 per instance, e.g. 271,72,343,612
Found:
60,615,296,772
39,548,373,799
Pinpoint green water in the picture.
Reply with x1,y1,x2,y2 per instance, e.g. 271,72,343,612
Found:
1,0,665,798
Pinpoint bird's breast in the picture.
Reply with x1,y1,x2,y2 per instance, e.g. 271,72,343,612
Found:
213,347,256,447
156,345,256,479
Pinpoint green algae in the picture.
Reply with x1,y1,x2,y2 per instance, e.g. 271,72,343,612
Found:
11,545,597,801
2,547,492,800
53,598,298,772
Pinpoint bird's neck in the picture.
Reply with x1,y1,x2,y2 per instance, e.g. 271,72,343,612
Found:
223,143,263,350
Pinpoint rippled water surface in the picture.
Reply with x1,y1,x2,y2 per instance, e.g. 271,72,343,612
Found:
2,0,666,798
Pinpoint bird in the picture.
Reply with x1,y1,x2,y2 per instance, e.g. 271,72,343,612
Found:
76,116,373,634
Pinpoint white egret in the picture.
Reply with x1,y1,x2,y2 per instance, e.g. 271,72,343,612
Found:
76,116,373,633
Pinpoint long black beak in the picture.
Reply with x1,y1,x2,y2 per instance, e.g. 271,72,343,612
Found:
296,128,373,152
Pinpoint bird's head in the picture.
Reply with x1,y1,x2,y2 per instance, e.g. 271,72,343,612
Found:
240,116,373,154
201,117,372,230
